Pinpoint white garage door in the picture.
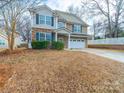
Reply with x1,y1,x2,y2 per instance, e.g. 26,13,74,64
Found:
70,39,85,49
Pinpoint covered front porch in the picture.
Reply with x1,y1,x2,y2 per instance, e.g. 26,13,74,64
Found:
53,28,88,49
53,28,71,49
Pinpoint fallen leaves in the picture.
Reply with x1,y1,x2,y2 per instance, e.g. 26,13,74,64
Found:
0,49,124,93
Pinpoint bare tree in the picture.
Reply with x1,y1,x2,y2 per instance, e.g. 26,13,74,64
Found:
0,0,12,8
81,0,124,38
87,0,113,37
67,4,89,19
112,0,124,37
17,16,31,47
0,0,42,51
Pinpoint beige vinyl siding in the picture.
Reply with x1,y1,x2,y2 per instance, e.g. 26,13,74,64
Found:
66,23,88,33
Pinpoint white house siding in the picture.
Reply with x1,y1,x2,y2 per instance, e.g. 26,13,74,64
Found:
14,36,22,48
32,8,56,29
0,36,8,48
0,35,22,49
88,37,124,45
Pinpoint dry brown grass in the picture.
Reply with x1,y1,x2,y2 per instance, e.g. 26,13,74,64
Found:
0,64,12,89
0,49,124,93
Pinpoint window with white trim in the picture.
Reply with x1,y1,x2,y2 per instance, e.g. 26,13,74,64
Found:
36,32,52,41
46,16,52,25
39,15,45,24
40,33,45,40
73,24,81,33
58,22,65,28
46,33,52,41
0,40,5,45
39,15,52,26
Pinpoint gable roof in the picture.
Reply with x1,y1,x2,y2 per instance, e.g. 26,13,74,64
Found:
29,5,88,26
29,4,54,13
54,10,88,26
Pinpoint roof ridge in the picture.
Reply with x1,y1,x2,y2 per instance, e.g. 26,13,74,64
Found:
29,5,88,26
54,10,74,15
54,10,85,24
54,10,82,19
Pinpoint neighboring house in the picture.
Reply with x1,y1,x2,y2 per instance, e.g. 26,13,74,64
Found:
0,16,22,49
29,5,88,49
0,32,8,48
0,29,22,48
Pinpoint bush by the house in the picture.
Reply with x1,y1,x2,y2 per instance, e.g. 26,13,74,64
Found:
31,41,50,49
52,41,64,50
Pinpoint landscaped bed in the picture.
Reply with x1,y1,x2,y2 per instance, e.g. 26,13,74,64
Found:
0,49,124,93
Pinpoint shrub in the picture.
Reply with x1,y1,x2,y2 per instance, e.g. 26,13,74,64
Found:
52,41,64,50
31,41,50,49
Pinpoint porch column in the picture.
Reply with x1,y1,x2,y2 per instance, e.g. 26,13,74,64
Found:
55,32,58,41
68,34,70,49
55,17,58,29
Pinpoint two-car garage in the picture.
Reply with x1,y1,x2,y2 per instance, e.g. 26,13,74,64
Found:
70,39,86,49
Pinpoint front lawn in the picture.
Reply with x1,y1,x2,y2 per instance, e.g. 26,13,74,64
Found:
0,49,124,93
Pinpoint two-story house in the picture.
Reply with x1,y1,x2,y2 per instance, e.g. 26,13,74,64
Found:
29,5,88,49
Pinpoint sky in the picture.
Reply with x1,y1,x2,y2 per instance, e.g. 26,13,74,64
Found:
42,0,82,11
45,0,91,23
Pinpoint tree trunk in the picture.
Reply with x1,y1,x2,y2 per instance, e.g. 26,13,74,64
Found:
93,22,96,40
10,20,16,51
106,0,112,38
114,0,123,38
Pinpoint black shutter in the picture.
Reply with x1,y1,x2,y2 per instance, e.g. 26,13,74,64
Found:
36,32,39,41
51,17,54,26
72,24,74,32
36,14,39,24
81,25,82,33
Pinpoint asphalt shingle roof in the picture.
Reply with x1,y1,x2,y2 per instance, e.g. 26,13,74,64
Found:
54,10,88,26
29,5,88,26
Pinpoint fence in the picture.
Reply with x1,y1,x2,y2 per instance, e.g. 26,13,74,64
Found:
88,37,124,45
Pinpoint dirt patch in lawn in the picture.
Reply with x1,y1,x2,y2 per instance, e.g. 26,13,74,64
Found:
0,48,28,56
0,64,12,89
0,50,124,93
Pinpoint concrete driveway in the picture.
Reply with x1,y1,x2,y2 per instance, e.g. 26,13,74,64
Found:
71,48,124,63
83,48,124,63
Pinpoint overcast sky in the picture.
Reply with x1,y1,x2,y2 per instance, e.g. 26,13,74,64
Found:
42,0,82,11
42,0,92,24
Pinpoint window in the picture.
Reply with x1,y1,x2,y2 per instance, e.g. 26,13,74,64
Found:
73,24,81,33
46,16,52,25
46,33,52,41
38,15,53,26
0,40,5,45
73,40,76,42
39,15,45,24
58,22,65,28
77,40,80,42
35,32,52,41
40,33,45,41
